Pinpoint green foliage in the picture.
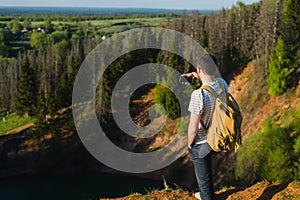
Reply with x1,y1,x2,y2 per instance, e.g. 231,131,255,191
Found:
35,92,48,136
294,136,300,154
0,27,12,41
9,19,22,34
0,112,35,136
282,0,300,90
52,39,71,61
0,28,5,42
44,19,54,33
260,125,293,182
0,42,8,56
292,108,300,180
15,56,38,116
235,129,264,184
55,72,72,110
23,18,32,29
0,28,8,56
30,32,52,49
153,40,192,120
153,85,166,111
283,0,300,53
236,108,300,184
70,33,82,43
154,85,180,120
177,116,189,136
267,37,291,96
153,58,182,120
51,30,69,44
294,160,300,181
0,57,16,113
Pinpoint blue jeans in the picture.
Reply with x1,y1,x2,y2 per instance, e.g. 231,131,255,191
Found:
188,143,215,200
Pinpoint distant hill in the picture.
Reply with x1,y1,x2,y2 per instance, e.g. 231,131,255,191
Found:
0,6,217,15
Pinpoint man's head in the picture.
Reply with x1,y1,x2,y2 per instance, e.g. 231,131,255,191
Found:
196,54,220,78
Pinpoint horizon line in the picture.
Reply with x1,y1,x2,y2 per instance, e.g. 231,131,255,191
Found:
0,5,221,11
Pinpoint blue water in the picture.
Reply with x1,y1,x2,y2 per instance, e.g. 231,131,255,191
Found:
0,173,164,200
0,6,217,15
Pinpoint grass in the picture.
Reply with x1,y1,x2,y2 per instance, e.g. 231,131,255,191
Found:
118,188,193,200
0,112,35,136
84,17,167,26
0,17,167,28
56,17,167,33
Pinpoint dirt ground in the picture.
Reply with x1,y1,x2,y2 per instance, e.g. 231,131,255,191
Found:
104,181,300,200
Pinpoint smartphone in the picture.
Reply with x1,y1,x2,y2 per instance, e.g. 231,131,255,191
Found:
179,76,193,84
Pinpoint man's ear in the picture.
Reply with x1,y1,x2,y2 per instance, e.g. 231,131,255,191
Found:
196,67,201,74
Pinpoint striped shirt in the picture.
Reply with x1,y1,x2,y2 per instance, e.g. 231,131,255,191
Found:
188,78,228,144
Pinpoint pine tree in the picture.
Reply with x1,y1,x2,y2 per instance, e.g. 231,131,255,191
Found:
55,72,72,110
15,56,38,116
35,91,48,136
282,0,300,87
267,37,291,96
283,0,300,54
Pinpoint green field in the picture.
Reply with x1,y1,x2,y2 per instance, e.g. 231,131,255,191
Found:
0,16,168,30
0,113,36,136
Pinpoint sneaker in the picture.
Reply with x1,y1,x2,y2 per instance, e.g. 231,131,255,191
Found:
194,192,201,200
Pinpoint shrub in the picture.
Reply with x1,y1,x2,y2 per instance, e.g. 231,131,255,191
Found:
267,37,291,96
236,117,295,184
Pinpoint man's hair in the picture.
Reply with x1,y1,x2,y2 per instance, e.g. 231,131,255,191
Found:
209,54,217,66
197,54,220,77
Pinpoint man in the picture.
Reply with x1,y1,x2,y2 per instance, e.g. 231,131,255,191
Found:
182,55,228,200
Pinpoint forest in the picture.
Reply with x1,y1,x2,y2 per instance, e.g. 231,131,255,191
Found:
0,0,300,196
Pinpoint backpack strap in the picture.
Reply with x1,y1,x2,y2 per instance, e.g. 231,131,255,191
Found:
199,79,226,130
218,79,227,95
201,79,226,98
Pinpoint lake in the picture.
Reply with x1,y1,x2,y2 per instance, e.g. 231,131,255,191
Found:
0,173,164,200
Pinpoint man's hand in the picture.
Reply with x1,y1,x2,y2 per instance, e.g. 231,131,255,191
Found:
181,72,199,79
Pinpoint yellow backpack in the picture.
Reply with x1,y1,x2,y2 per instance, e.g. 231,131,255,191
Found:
200,79,242,152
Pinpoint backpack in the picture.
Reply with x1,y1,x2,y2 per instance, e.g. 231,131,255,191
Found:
200,79,242,152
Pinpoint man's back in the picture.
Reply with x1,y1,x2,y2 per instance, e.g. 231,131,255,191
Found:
188,78,228,144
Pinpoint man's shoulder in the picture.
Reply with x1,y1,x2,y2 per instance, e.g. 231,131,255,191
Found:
192,88,202,94
191,89,203,99
216,77,227,84
216,78,229,92
201,78,228,95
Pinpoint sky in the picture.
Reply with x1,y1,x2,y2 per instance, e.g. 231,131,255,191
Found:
0,0,261,10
